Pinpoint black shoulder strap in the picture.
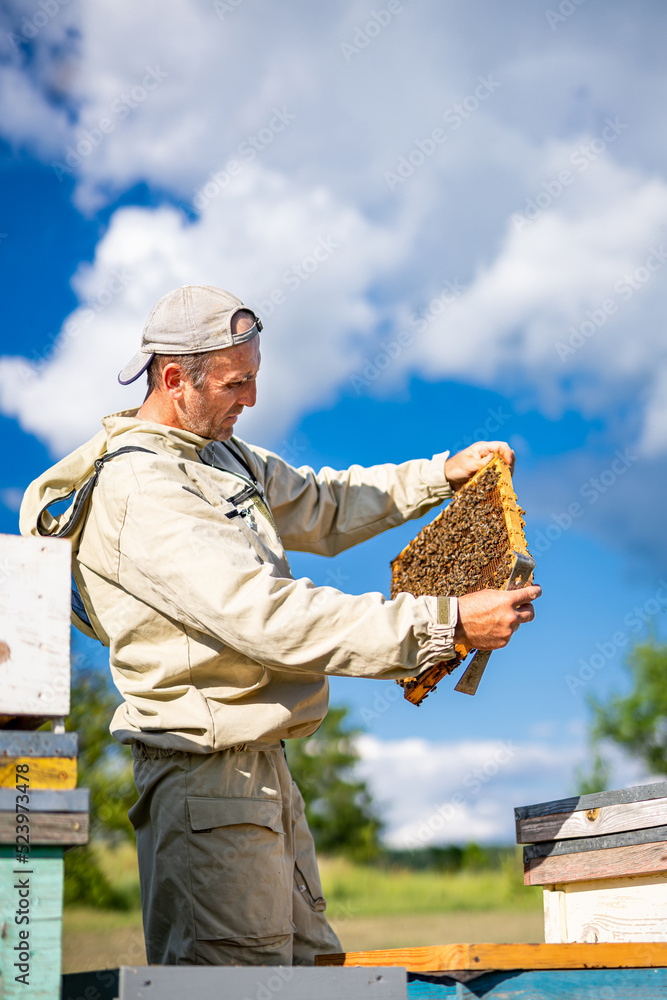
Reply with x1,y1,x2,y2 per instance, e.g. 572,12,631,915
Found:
37,446,155,539
221,439,258,485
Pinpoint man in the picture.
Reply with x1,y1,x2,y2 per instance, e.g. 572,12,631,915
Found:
21,284,540,967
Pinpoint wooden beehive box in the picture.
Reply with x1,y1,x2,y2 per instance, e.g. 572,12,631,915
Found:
0,534,88,999
516,782,667,943
0,533,71,723
391,455,532,704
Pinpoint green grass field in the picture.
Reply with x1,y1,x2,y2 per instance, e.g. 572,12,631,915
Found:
62,844,543,972
320,853,542,919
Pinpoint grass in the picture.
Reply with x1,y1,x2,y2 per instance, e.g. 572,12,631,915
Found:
319,852,542,919
62,843,543,971
83,841,542,921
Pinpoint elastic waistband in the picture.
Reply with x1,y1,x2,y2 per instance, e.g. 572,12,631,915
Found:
132,739,285,761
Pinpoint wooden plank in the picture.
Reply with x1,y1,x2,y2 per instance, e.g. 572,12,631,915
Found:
406,968,667,999
0,534,71,719
65,967,407,1000
525,823,667,860
0,757,77,789
0,732,77,757
0,788,88,812
543,873,667,943
543,883,568,943
526,840,667,885
316,941,667,971
518,798,667,844
514,780,667,823
0,811,89,845
0,845,64,999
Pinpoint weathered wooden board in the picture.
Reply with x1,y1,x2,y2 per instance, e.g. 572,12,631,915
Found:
544,872,667,943
0,788,89,845
316,941,667,971
524,823,667,861
0,811,88,846
62,966,408,1000
518,796,667,844
0,789,88,812
0,534,71,719
406,968,667,999
0,758,77,790
0,732,77,758
515,781,667,823
0,845,64,1000
525,840,667,885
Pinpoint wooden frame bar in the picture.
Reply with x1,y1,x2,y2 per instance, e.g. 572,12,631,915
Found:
316,941,667,971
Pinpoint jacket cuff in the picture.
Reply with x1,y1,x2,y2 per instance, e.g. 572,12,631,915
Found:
421,450,455,500
414,595,458,672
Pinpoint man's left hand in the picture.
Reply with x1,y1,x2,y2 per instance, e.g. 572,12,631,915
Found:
444,441,515,491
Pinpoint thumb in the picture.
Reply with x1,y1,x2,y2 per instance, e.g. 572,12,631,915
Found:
510,584,542,603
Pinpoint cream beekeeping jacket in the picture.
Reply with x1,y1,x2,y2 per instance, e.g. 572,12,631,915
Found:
21,410,455,752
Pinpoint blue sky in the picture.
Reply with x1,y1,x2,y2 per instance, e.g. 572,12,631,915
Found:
1,0,666,844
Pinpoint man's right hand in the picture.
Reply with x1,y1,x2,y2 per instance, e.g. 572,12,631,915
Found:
455,585,542,650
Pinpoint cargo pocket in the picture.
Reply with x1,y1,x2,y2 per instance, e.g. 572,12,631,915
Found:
291,783,327,913
186,796,292,941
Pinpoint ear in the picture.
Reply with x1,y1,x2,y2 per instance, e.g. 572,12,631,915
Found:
162,362,187,399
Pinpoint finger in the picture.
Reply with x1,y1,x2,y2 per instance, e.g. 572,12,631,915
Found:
514,603,536,623
511,584,541,603
485,441,515,470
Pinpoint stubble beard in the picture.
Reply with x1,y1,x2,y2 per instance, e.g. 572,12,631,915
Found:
182,389,235,441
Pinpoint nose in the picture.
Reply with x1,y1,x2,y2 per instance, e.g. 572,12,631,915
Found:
238,379,257,408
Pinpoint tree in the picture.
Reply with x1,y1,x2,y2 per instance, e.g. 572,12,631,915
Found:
62,645,137,908
590,639,667,776
286,706,383,861
574,746,612,796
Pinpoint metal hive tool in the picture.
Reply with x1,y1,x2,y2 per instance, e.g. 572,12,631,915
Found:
390,455,534,706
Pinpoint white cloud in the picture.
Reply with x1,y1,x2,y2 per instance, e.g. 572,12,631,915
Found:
0,488,23,513
2,0,667,472
404,162,667,428
0,164,406,455
355,734,649,846
639,367,667,456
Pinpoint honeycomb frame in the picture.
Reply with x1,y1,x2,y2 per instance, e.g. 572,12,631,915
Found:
390,455,532,704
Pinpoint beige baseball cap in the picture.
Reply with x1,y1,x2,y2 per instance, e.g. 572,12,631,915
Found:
118,284,263,385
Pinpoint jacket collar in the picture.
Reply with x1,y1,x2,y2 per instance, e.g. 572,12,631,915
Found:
101,408,211,462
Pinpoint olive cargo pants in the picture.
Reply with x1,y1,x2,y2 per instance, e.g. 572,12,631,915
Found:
128,742,342,965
